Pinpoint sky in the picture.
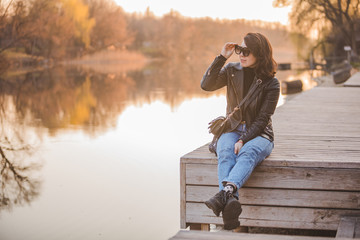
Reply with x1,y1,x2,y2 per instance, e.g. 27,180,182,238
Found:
114,0,292,25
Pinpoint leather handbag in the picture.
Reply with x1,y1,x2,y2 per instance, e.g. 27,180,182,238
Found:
208,78,263,155
208,116,227,137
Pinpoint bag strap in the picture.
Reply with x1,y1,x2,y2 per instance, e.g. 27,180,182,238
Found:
238,78,262,108
242,79,264,111
228,74,262,115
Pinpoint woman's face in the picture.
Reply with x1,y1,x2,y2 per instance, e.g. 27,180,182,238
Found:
239,41,257,68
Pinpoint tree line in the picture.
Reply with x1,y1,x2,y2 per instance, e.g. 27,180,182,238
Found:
0,0,297,65
126,8,294,60
0,0,129,59
2,0,357,68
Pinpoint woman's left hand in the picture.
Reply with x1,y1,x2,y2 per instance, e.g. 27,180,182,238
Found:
220,42,237,59
234,140,244,154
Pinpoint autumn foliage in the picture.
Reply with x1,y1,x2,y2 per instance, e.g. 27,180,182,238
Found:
0,0,296,63
0,0,130,59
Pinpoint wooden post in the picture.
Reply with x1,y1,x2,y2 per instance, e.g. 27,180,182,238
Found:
180,162,186,229
201,224,210,231
336,217,360,238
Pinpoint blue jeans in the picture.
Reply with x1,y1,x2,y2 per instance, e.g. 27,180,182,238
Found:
216,127,274,198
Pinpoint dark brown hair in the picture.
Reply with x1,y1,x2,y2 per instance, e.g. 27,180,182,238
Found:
244,32,277,80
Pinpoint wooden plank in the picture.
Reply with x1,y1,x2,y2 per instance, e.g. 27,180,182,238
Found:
180,162,187,229
186,203,360,230
181,140,360,169
181,143,360,169
170,230,337,240
186,186,360,209
336,217,357,238
185,164,360,191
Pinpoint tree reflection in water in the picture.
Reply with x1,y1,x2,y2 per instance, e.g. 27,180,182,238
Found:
0,96,42,211
0,143,41,210
0,60,212,212
0,60,216,135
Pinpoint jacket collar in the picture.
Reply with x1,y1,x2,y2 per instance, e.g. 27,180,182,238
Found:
234,62,242,71
227,62,243,71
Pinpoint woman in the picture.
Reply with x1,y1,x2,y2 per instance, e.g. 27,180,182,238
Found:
201,32,280,230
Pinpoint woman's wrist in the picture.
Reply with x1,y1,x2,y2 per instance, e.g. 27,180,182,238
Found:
237,139,243,144
219,53,228,60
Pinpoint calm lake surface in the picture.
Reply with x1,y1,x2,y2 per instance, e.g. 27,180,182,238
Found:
0,58,322,240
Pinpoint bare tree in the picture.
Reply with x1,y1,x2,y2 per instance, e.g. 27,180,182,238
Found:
0,144,41,210
0,93,42,211
0,0,36,54
273,0,360,57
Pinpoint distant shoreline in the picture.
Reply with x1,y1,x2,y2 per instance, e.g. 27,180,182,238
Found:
0,49,150,76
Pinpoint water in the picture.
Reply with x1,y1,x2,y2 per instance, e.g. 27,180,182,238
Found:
0,59,321,240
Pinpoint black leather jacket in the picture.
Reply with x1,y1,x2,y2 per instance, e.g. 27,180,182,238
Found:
201,55,280,143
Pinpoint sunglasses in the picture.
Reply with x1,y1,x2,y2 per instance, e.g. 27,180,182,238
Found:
234,45,251,57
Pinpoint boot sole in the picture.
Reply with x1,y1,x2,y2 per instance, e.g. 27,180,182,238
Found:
222,200,242,230
224,220,240,230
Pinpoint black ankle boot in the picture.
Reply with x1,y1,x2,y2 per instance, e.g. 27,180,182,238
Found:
222,196,242,230
204,190,231,217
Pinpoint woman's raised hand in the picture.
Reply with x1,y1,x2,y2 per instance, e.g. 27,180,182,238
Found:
220,42,237,59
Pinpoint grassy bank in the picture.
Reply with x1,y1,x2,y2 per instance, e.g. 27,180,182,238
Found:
63,49,148,73
0,48,149,76
0,50,46,76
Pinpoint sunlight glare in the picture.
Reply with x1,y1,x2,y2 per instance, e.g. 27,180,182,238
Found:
115,96,227,156
115,0,291,25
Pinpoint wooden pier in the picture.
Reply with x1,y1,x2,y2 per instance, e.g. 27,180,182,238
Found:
170,230,356,240
176,79,360,239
